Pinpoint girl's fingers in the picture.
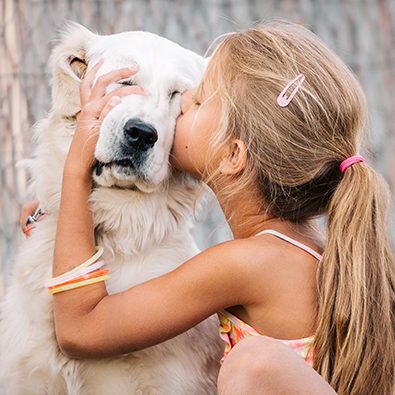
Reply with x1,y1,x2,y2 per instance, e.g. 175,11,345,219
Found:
78,85,147,122
80,59,104,105
99,96,122,122
20,200,40,231
89,67,139,101
98,86,148,121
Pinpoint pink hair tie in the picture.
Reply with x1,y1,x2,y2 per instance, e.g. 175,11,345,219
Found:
277,74,305,107
339,154,365,173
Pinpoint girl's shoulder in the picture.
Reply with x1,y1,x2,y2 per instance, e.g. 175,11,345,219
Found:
204,237,286,304
220,232,317,267
167,231,320,313
218,236,281,268
218,232,321,304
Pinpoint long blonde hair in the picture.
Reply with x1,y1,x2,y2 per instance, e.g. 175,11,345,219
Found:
200,21,395,394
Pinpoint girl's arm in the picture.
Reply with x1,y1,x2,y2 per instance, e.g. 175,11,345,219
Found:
52,63,255,359
58,229,252,359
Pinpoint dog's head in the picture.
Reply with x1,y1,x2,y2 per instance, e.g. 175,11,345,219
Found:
50,22,206,192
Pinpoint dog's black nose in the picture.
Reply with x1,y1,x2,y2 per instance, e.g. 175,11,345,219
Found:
123,119,158,151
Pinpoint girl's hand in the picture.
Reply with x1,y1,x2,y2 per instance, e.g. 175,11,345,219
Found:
20,199,39,233
20,199,47,237
64,60,148,179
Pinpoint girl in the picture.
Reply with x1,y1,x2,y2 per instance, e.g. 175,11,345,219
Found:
21,21,394,394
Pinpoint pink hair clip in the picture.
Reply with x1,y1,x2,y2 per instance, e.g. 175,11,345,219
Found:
277,74,305,107
339,154,365,173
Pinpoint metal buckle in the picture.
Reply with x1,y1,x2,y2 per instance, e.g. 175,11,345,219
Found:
25,208,45,227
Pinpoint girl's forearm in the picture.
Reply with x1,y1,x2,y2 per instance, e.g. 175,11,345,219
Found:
52,167,108,345
53,171,96,277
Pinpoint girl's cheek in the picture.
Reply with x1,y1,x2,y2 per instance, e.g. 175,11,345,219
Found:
171,122,200,175
171,120,187,160
173,118,184,147
175,112,193,147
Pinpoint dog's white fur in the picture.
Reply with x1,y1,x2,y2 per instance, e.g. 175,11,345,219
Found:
0,23,223,394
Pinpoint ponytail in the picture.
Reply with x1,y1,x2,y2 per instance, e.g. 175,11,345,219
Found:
313,163,395,394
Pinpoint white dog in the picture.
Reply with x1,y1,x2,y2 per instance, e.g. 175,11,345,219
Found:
0,22,223,394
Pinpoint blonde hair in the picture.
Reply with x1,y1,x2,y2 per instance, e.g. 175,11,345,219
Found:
199,21,395,394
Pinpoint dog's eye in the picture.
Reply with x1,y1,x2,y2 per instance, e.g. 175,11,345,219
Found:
118,80,135,86
169,91,180,100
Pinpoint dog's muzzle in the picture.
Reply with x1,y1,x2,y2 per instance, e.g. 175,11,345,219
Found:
93,118,160,185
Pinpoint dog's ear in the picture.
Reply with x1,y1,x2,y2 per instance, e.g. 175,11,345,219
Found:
49,22,97,117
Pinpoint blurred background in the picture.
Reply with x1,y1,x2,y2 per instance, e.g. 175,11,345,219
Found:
1,0,394,296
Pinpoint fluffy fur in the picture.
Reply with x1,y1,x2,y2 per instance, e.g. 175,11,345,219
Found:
0,22,222,394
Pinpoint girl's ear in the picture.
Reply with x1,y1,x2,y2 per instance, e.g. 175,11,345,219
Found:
219,139,247,175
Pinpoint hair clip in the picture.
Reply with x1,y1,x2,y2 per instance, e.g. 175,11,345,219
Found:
277,74,305,107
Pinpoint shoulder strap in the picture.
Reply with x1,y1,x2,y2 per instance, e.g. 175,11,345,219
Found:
255,229,322,261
